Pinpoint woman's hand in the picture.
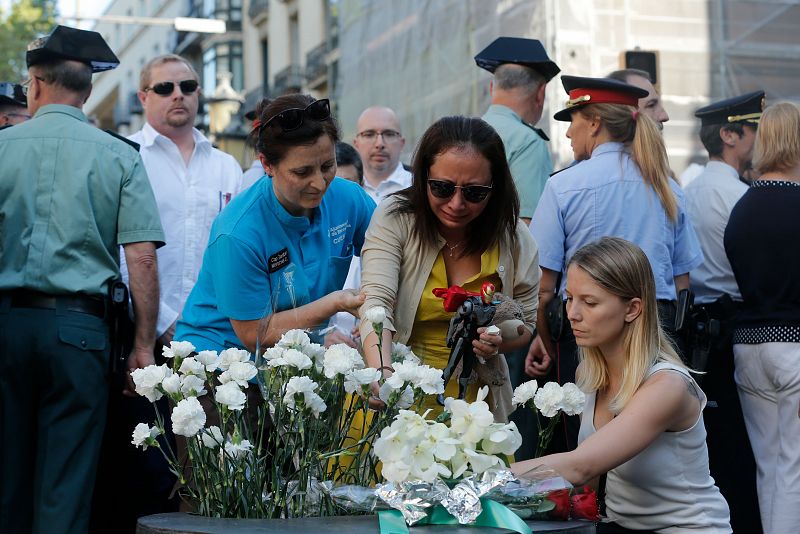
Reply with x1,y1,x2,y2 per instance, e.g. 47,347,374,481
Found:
368,380,386,410
331,289,366,317
473,326,503,360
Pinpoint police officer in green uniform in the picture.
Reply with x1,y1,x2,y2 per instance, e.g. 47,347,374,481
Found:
474,37,560,461
0,25,164,534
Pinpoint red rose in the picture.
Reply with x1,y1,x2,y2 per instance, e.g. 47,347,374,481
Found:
546,489,571,520
570,486,600,521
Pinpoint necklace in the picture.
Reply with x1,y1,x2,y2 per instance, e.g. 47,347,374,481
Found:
444,241,464,257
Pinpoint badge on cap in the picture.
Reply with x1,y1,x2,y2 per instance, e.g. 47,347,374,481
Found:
694,91,765,127
26,25,119,73
553,75,649,122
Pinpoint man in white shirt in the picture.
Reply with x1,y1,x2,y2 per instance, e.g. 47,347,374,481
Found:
327,107,412,346
128,54,244,346
684,91,764,534
352,106,412,203
607,68,669,129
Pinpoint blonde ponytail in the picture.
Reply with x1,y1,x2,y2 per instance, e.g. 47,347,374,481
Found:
579,104,678,222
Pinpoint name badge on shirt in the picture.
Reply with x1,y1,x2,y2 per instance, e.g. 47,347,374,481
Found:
268,248,290,273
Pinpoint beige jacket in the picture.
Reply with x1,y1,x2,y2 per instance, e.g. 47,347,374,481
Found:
359,195,540,355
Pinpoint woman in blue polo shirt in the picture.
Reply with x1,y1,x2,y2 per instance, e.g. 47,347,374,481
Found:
526,76,703,452
175,94,375,352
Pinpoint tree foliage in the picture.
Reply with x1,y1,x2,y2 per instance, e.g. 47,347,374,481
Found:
0,0,57,81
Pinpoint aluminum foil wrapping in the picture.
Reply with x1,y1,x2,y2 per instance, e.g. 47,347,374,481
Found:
374,478,450,525
441,469,516,524
319,481,379,513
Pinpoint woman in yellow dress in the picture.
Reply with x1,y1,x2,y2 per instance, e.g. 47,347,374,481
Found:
358,115,540,417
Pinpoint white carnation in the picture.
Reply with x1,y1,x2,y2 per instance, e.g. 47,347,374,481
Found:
217,348,251,371
178,356,205,377
379,382,414,409
262,346,285,362
344,368,381,394
512,380,539,407
391,343,420,364
365,306,386,325
160,373,181,395
413,365,445,395
323,344,364,378
224,439,253,459
534,381,564,418
131,423,161,449
180,374,207,397
448,392,494,445
195,350,220,371
560,382,587,416
277,329,310,350
131,364,170,402
201,425,224,449
283,376,327,417
171,397,206,437
215,381,247,411
219,360,257,387
162,340,195,360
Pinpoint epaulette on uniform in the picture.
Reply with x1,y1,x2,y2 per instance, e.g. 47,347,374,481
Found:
104,129,140,152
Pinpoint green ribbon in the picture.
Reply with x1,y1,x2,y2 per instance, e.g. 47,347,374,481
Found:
377,498,532,534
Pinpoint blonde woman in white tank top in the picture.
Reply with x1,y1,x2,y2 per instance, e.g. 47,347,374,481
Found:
512,237,730,533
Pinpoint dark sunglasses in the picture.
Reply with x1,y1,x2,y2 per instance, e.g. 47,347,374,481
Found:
145,79,199,96
428,179,493,203
263,99,330,132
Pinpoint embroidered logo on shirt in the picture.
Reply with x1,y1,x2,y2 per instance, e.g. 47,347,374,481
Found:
268,248,290,273
329,221,351,245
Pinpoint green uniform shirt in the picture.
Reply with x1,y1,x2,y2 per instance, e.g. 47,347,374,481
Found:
482,104,553,219
0,104,165,298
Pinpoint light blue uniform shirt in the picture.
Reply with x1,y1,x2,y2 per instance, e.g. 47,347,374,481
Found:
531,142,703,300
175,176,375,351
482,104,553,219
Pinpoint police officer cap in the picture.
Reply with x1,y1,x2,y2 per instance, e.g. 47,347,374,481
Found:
26,25,119,73
694,90,765,127
553,75,649,122
0,82,27,107
474,37,560,82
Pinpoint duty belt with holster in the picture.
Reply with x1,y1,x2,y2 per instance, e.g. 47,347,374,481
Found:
108,280,135,378
683,293,740,377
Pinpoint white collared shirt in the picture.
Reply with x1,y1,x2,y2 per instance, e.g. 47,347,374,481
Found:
361,162,412,204
124,122,244,336
684,160,749,304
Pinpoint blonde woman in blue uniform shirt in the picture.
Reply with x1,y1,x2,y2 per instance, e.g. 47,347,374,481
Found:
527,76,703,452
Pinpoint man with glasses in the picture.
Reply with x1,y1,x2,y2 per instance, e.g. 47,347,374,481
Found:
475,37,560,225
0,25,164,534
352,106,412,203
0,82,30,128
327,107,413,347
96,53,243,529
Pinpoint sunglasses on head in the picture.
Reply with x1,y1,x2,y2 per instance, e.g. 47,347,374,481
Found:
427,179,493,203
263,99,331,132
145,79,199,96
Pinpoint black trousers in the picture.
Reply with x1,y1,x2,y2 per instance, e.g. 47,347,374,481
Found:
0,304,110,534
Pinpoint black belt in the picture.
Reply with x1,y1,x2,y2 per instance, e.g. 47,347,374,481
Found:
1,290,106,318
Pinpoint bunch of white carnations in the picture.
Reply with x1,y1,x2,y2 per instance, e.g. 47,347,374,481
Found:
373,386,522,484
511,379,586,457
129,307,446,519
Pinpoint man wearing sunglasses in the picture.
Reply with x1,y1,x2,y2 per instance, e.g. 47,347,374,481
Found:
0,82,30,128
475,37,561,226
0,26,164,534
128,54,243,350
102,54,243,527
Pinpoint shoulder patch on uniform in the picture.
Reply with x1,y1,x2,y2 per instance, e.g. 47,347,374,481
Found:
104,129,140,151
